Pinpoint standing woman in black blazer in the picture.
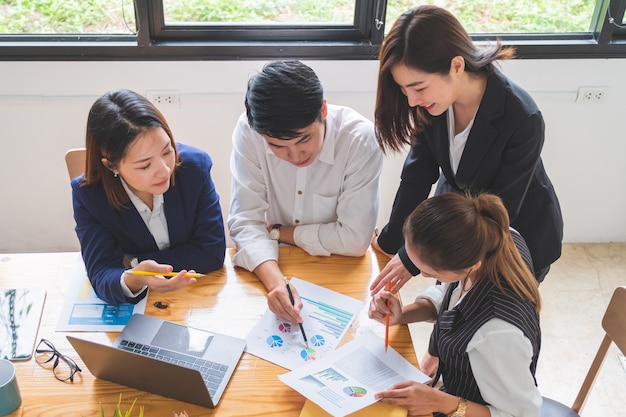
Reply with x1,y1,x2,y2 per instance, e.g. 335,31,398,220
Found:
370,5,563,296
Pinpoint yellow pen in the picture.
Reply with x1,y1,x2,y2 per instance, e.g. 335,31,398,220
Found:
127,270,205,278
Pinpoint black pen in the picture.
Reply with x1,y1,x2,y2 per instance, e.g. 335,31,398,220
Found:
284,277,309,348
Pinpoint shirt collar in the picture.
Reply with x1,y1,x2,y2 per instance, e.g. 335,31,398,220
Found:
317,118,335,165
120,177,164,214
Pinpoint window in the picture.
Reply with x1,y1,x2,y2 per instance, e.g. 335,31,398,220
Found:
162,0,357,25
0,1,137,35
388,0,597,34
149,0,383,43
0,0,624,60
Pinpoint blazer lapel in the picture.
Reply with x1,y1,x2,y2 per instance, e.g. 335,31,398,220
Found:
163,185,184,246
455,72,506,189
118,204,158,251
430,112,455,181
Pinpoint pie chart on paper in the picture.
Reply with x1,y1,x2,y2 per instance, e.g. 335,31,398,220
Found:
300,347,316,361
266,335,284,348
310,334,325,347
343,386,367,397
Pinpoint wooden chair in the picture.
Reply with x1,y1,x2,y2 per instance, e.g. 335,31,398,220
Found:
65,148,86,180
541,286,626,416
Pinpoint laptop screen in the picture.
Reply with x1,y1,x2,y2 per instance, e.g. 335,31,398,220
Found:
151,321,214,358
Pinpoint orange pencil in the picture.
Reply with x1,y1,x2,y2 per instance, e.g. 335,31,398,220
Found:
385,280,391,352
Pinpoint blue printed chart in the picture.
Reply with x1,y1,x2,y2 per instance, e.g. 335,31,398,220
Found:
245,277,363,370
315,368,348,382
56,255,147,331
267,335,284,348
310,335,325,347
300,298,354,339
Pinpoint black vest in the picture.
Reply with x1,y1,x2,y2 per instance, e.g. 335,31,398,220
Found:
429,276,541,415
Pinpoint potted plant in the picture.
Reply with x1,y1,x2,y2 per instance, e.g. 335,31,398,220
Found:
91,395,189,417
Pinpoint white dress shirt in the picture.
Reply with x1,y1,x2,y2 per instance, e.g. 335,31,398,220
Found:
447,106,475,176
417,283,542,417
119,178,170,298
228,105,383,272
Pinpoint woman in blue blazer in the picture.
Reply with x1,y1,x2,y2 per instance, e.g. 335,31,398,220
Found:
72,89,226,305
370,5,563,292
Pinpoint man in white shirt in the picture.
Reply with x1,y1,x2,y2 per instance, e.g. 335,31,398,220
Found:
228,60,383,323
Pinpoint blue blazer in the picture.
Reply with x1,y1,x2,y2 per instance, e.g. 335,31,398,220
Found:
72,143,226,305
377,70,563,273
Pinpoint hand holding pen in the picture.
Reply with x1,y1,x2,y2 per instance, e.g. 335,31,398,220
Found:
368,287,401,342
128,270,206,278
285,277,309,348
123,260,198,294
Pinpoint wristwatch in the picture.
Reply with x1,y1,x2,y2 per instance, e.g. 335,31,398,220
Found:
123,254,139,268
448,398,467,417
269,224,282,241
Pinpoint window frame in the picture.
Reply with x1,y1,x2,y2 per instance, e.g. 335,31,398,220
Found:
150,0,382,42
0,0,624,61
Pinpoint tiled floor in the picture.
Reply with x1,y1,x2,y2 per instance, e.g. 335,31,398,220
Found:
399,243,626,417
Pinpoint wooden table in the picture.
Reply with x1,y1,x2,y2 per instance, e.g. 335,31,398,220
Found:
0,247,417,417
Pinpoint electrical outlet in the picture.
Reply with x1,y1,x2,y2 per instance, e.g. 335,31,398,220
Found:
146,90,180,106
575,87,608,103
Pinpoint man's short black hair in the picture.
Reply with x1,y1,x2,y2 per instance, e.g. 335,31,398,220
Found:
245,60,324,140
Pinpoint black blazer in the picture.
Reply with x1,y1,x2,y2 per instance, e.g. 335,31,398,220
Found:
378,70,563,272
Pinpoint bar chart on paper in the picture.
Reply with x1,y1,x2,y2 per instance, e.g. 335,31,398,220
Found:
245,277,363,370
301,297,355,340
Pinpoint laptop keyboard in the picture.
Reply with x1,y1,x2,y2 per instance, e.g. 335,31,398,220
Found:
118,339,228,397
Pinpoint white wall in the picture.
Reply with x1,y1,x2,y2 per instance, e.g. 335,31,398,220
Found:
0,59,625,253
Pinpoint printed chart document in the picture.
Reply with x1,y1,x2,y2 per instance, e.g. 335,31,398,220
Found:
245,277,363,370
279,330,430,417
56,255,146,332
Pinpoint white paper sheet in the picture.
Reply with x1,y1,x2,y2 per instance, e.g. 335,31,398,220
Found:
279,330,430,417
56,255,146,332
245,277,363,370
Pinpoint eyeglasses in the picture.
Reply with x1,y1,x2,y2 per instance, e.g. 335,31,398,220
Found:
35,338,82,382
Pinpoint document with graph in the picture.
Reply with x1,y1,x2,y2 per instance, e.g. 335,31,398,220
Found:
279,330,430,417
245,277,363,370
56,254,146,332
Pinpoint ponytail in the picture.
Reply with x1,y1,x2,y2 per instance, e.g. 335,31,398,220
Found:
403,192,541,313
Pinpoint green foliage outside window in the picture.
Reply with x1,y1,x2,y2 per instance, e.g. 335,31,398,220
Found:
0,0,599,35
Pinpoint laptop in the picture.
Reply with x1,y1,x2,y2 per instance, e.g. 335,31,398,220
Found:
67,313,246,408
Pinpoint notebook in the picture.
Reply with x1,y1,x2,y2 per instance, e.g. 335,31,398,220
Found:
67,313,246,408
0,288,46,361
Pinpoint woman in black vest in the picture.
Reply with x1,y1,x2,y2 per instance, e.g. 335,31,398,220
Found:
369,192,542,417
